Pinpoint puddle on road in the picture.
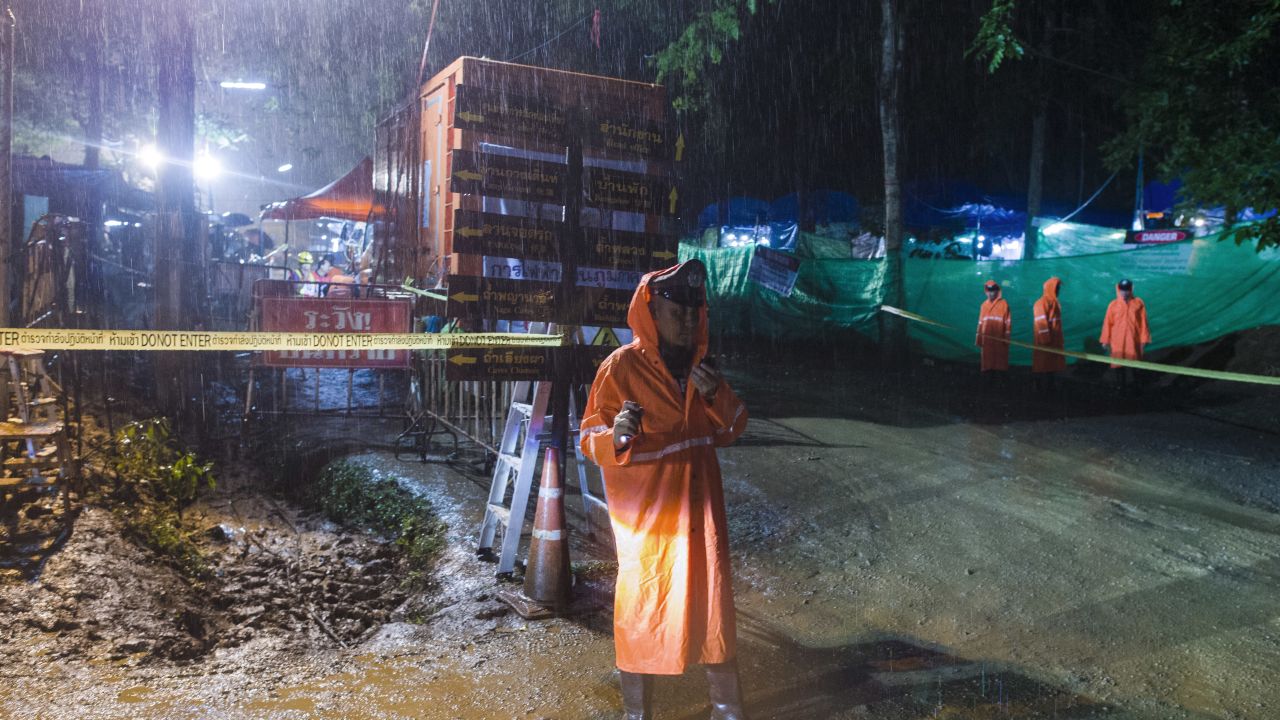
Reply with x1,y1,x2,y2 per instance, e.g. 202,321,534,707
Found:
115,686,153,703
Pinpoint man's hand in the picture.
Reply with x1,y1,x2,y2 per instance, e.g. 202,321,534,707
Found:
613,401,644,450
1101,344,1110,353
690,361,722,402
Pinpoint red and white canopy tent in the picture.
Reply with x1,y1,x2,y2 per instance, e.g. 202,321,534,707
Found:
260,156,374,223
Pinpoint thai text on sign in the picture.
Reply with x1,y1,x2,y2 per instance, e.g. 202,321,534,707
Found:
260,297,412,368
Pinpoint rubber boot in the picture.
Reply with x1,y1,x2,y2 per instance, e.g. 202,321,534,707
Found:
619,670,652,720
706,660,749,720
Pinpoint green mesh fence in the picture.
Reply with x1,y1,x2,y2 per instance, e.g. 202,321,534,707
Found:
681,230,1280,365
679,244,887,344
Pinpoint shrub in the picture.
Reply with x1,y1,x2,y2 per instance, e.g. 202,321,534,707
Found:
112,419,215,515
312,461,446,582
108,419,216,577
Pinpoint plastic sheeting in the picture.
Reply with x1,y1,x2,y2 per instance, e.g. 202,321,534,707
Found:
679,244,888,344
682,230,1280,364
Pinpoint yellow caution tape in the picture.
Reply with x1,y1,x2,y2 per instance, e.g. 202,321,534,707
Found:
0,328,564,352
879,305,1280,387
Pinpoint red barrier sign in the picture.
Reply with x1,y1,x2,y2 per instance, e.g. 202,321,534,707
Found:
259,296,413,368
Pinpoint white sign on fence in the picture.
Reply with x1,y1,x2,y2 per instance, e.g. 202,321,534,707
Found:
748,245,802,297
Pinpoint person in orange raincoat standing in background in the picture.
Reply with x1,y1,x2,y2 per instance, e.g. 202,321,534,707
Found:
1032,277,1066,390
976,280,1012,378
1099,278,1151,392
581,259,751,720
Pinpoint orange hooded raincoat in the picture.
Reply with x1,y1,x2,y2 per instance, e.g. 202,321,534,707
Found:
1032,277,1066,373
975,283,1011,371
1099,285,1151,368
580,269,749,675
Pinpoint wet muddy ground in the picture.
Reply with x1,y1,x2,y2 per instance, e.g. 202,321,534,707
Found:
1,358,1278,719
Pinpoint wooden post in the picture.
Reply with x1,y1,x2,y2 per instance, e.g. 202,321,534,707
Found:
153,0,197,414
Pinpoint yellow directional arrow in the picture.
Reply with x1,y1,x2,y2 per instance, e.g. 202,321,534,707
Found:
457,111,484,123
453,170,483,182
456,227,484,238
652,249,677,261
448,354,477,366
675,133,686,162
668,187,679,215
450,291,480,303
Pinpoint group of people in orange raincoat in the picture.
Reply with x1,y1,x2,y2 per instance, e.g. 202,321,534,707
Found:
976,277,1151,388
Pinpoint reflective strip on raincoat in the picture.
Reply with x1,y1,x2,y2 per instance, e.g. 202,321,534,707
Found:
975,287,1011,372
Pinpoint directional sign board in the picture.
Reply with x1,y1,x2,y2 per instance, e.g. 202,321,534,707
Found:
454,85,567,146
581,227,679,271
444,346,612,383
444,274,637,328
452,210,562,260
583,166,676,216
450,150,567,204
577,287,633,327
445,275,559,323
586,115,669,160
445,347,559,381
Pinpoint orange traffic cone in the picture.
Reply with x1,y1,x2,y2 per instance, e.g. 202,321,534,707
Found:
498,445,572,618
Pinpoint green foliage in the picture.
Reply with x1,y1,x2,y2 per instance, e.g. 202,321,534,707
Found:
312,461,446,579
1104,0,1280,251
652,1,770,112
128,505,209,578
107,418,216,578
112,419,215,514
968,0,1025,73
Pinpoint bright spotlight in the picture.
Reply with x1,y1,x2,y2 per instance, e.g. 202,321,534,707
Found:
220,80,267,90
195,153,223,181
1041,223,1064,236
1193,217,1206,228
138,144,162,170
277,163,293,173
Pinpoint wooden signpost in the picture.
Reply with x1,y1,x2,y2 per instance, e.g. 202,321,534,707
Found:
453,84,567,145
582,165,676,216
450,150,567,204
581,227,678,271
452,210,562,260
444,84,680,380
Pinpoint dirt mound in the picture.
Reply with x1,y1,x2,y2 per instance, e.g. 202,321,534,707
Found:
0,507,214,663
0,486,418,668
1225,325,1280,377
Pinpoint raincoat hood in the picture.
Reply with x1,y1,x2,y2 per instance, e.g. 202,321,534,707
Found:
1041,277,1062,309
983,280,1002,300
1043,277,1061,300
627,262,710,366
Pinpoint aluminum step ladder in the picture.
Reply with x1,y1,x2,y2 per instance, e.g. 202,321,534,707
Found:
476,379,602,576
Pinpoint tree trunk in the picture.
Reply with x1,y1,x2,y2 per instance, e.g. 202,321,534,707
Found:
878,0,907,364
1023,11,1054,260
1024,99,1046,259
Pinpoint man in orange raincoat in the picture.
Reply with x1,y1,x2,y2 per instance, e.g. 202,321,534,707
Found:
1032,277,1066,389
975,280,1011,375
1099,278,1151,391
581,259,751,720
